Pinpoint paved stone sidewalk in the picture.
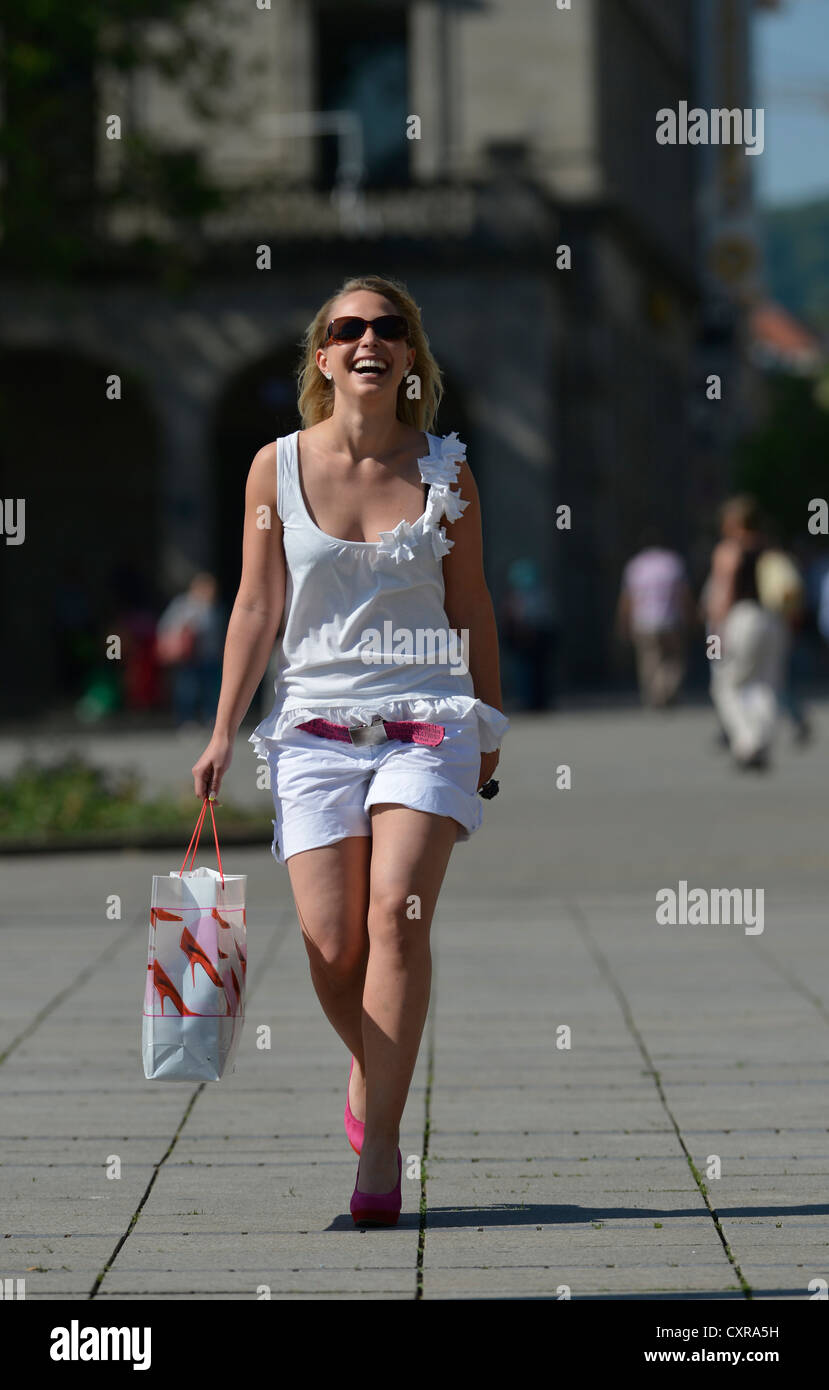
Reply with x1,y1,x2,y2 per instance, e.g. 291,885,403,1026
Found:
1,704,827,1298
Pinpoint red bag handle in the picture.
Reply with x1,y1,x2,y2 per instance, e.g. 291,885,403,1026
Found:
179,796,225,886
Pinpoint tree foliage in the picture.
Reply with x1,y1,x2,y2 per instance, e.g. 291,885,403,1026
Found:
763,197,829,335
0,1,253,278
733,372,829,545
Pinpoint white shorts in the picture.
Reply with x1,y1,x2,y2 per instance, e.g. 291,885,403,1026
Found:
264,717,484,864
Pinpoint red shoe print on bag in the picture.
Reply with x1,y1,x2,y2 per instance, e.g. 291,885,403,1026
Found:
179,926,224,988
151,959,197,1017
151,907,183,926
223,966,243,1013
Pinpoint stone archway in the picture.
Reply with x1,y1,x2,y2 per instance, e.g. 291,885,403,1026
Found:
0,346,161,717
210,344,302,604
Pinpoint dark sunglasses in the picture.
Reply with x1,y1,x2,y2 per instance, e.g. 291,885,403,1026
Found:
324,314,409,345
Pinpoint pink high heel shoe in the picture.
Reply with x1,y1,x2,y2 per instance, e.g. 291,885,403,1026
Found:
344,1056,365,1156
350,1148,402,1227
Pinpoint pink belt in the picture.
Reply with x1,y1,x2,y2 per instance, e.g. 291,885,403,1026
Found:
296,715,445,748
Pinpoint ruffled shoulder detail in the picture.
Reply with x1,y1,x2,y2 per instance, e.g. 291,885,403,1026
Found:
364,432,471,567
418,430,465,485
374,519,418,563
419,431,470,540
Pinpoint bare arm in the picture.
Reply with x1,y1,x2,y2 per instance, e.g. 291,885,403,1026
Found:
192,443,286,797
441,459,505,782
703,539,739,630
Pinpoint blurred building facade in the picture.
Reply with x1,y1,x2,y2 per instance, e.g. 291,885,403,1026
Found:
0,0,765,713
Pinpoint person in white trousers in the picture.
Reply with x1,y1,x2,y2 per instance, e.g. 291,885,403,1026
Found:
710,545,787,769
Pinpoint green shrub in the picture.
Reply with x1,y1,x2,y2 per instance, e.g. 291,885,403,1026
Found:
0,754,260,839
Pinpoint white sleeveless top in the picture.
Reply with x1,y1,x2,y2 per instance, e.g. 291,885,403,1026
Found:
248,429,510,756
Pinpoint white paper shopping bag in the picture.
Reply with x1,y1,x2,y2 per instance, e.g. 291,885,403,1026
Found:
142,799,247,1081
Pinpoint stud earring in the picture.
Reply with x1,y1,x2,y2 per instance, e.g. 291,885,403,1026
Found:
323,370,332,380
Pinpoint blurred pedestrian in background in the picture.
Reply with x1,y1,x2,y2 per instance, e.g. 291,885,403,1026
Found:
806,543,829,678
816,557,829,651
109,564,163,714
700,495,766,638
755,544,812,745
499,557,558,710
709,544,787,770
701,495,766,747
156,572,225,729
616,526,695,708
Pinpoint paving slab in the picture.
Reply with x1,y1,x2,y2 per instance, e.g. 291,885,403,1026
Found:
2,704,828,1299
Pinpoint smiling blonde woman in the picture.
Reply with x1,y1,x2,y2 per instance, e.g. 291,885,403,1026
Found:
192,274,509,1226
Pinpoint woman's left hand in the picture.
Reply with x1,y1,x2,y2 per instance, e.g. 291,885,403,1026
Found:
478,750,500,790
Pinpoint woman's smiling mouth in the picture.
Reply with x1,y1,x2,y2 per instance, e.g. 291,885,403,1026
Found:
351,357,389,377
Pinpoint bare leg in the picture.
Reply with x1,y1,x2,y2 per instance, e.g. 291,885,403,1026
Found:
286,836,372,1086
356,804,459,1193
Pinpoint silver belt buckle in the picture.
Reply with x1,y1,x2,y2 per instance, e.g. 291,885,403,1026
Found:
349,715,389,747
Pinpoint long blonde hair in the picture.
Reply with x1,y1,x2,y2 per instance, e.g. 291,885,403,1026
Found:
296,274,444,431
